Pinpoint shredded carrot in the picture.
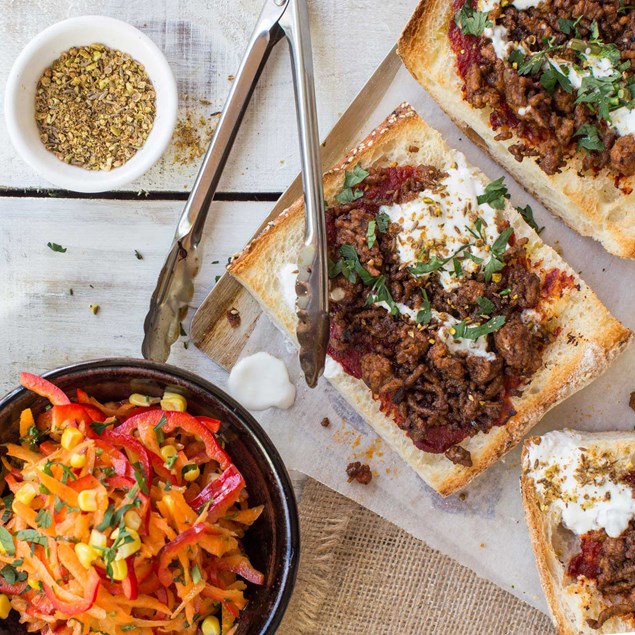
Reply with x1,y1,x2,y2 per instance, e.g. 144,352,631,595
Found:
0,375,265,635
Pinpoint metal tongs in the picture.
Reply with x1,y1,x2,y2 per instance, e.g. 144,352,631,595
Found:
141,0,329,387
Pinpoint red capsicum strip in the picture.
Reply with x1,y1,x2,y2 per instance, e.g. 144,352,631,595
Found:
0,579,28,595
38,404,106,435
20,372,70,406
114,411,230,470
122,556,139,600
189,464,245,520
216,555,265,585
42,569,100,616
100,431,152,495
157,523,209,587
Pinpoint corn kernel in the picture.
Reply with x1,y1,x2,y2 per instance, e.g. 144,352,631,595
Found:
78,490,98,512
491,273,502,283
111,528,141,560
109,559,128,581
160,392,187,412
27,577,41,590
14,483,37,507
75,543,98,569
160,445,178,462
201,615,221,635
162,495,176,515
70,452,86,468
61,427,84,451
129,393,154,407
183,464,200,482
124,510,142,532
0,594,10,619
89,529,108,549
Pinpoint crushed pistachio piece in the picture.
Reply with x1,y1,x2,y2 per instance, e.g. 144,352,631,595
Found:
35,43,156,171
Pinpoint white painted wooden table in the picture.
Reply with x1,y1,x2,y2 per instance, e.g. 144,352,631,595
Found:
0,0,416,396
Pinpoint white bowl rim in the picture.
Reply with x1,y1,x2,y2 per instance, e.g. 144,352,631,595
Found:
4,15,178,193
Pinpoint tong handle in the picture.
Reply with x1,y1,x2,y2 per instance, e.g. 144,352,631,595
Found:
280,0,329,386
176,0,286,246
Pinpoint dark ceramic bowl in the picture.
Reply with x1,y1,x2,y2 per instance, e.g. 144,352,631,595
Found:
0,358,299,635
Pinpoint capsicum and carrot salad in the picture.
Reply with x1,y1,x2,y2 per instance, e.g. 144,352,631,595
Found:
0,372,264,635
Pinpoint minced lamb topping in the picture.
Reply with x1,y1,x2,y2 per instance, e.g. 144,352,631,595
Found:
325,160,560,465
450,0,635,180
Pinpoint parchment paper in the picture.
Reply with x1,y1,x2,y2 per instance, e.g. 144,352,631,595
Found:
216,62,635,613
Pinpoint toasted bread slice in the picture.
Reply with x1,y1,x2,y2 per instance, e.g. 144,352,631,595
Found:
397,0,635,258
228,103,632,496
522,430,635,634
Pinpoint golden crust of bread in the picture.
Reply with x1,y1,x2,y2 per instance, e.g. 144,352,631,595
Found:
228,103,632,496
522,433,635,634
397,0,635,258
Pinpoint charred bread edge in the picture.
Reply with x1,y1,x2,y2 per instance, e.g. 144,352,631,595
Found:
228,103,632,496
397,0,635,259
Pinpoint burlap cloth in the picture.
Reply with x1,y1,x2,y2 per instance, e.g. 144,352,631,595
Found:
278,479,555,635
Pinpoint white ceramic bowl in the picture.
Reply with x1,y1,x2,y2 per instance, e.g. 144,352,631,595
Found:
4,16,178,193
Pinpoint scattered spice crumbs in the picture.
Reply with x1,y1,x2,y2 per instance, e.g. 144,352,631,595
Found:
320,417,331,428
346,461,372,484
89,304,100,315
172,112,219,165
35,44,156,170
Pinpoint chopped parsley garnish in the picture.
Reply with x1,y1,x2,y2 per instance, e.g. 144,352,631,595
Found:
367,220,377,249
516,204,544,235
165,454,178,469
453,315,506,340
575,123,605,152
364,275,398,315
0,527,15,557
329,245,375,285
15,529,48,551
43,460,77,484
335,164,369,204
416,289,431,325
477,177,510,210
540,61,572,95
558,16,582,36
134,250,143,260
133,461,149,496
335,188,363,205
35,509,52,530
408,245,470,276
476,296,495,315
455,4,491,36
21,424,44,450
518,39,563,77
96,504,115,532
0,560,26,585
499,287,512,296
90,420,113,435
153,415,168,432
47,242,67,253
182,464,200,480
376,211,390,233
508,48,525,68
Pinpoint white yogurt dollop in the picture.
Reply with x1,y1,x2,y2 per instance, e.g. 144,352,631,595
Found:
228,352,296,411
527,431,635,538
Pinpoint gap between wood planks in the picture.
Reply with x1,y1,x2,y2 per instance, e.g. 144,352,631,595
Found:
0,188,282,202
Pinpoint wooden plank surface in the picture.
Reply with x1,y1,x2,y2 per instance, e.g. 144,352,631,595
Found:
0,0,416,193
0,197,271,395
